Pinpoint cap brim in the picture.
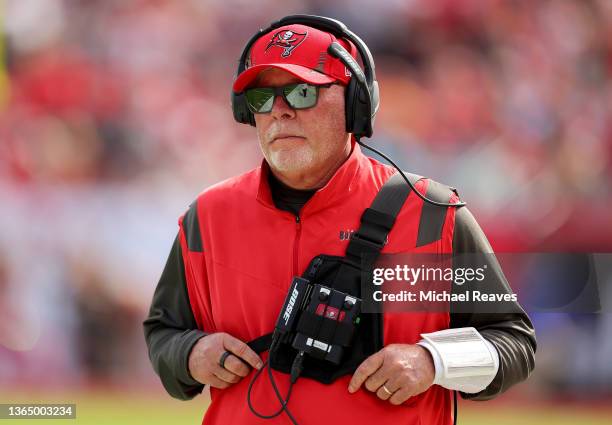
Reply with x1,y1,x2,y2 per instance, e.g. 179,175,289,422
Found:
232,64,336,93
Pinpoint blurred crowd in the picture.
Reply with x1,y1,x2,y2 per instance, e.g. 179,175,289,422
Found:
0,0,611,399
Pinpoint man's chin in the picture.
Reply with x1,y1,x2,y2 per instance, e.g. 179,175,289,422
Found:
268,151,313,174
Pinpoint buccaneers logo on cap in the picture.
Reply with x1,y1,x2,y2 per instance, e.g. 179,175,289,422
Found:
265,30,307,58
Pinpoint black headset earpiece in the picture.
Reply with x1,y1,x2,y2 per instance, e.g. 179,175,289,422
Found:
327,41,373,138
232,91,256,126
231,15,379,138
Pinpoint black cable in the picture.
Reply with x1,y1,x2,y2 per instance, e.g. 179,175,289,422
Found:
356,138,466,207
453,390,458,425
246,332,305,425
247,358,292,419
267,355,300,425
247,338,294,419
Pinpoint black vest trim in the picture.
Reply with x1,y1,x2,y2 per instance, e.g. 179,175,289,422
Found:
183,202,204,252
416,179,458,247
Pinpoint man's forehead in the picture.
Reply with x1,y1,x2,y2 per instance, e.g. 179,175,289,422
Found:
252,67,305,87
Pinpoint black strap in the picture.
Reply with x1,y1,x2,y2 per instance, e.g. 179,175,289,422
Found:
345,172,423,267
370,172,422,216
247,333,273,354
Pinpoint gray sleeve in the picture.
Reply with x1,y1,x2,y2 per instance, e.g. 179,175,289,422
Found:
450,206,537,400
143,235,207,400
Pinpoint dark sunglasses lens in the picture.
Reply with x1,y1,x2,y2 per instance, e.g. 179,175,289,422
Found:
245,88,275,113
284,83,318,109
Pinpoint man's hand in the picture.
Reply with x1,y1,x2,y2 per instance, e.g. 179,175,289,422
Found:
188,332,263,389
348,344,435,405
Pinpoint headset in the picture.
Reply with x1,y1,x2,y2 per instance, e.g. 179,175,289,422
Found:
231,14,379,139
231,14,464,208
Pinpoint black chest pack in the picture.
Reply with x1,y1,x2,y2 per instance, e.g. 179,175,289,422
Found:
247,172,421,386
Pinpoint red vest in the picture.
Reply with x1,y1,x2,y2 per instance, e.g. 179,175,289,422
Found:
178,142,459,424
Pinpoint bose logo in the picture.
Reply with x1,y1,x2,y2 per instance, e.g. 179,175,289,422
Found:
283,287,300,325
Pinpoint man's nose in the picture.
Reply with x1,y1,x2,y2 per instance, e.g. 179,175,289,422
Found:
270,94,296,120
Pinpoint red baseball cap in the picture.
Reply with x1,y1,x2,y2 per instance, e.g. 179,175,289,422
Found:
232,24,357,93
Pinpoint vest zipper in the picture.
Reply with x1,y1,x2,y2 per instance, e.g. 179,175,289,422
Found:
293,215,301,275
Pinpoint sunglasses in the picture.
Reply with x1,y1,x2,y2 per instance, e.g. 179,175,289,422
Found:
244,83,335,114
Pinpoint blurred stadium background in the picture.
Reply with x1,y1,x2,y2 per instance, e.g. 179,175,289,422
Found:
0,0,611,423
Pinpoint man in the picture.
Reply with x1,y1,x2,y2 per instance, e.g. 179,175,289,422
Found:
144,17,536,425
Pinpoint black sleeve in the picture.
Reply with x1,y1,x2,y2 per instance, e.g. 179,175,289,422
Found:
143,235,207,400
450,206,537,401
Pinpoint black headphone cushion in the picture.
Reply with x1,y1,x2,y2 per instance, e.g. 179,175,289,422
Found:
344,76,372,137
232,91,256,126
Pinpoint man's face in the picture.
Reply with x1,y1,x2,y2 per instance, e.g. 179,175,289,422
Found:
252,68,350,189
